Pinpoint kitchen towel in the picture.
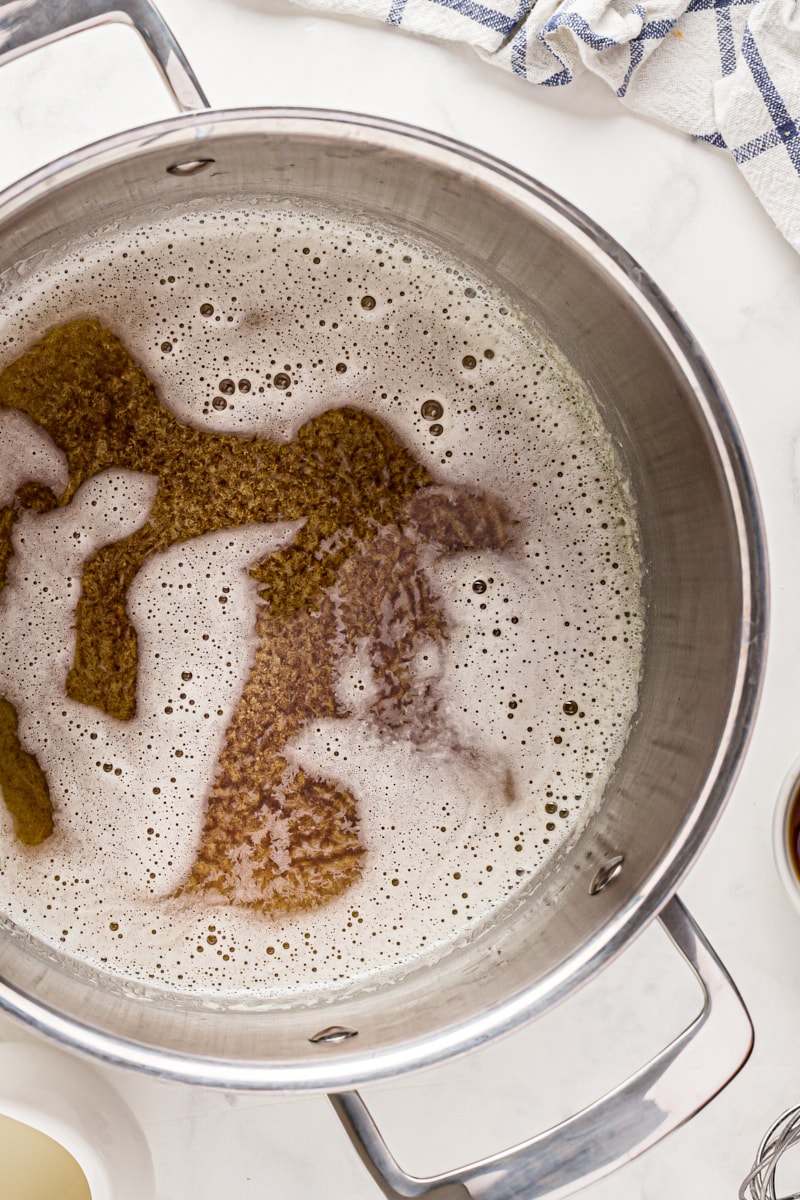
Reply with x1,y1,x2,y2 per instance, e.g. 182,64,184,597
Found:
293,0,800,251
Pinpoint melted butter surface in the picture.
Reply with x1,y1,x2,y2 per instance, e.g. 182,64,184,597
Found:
0,207,643,997
0,320,506,913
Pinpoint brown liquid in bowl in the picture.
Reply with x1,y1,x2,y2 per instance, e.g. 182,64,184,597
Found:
788,779,800,881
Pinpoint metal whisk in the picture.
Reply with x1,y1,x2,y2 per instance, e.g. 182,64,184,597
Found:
740,1106,800,1199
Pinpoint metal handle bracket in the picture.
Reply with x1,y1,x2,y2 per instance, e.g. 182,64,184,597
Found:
0,0,209,111
330,896,753,1200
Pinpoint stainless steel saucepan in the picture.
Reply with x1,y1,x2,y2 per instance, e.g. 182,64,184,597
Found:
0,3,767,1197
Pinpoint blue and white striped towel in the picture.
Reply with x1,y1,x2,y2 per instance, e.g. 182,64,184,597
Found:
295,0,800,251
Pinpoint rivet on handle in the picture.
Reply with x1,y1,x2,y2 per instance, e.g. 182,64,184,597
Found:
589,854,625,895
309,1026,359,1045
167,159,216,177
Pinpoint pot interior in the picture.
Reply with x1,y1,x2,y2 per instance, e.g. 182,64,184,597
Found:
0,114,763,1088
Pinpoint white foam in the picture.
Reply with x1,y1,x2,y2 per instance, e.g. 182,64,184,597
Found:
0,410,68,504
0,206,643,999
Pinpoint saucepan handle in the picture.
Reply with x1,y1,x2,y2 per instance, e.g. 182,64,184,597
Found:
0,0,208,111
329,896,753,1200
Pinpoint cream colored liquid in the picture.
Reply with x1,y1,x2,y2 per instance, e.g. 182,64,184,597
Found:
0,1114,91,1200
0,205,643,999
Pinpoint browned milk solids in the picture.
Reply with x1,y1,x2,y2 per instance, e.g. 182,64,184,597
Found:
0,320,507,913
0,208,643,997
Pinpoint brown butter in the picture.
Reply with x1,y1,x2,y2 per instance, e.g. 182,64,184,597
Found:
0,320,507,911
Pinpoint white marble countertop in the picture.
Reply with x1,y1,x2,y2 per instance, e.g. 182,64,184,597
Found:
1,1,799,1196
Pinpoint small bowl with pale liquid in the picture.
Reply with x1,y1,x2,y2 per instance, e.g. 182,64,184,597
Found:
0,1042,154,1200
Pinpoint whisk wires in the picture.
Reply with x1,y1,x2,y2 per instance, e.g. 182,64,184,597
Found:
740,1106,800,1200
